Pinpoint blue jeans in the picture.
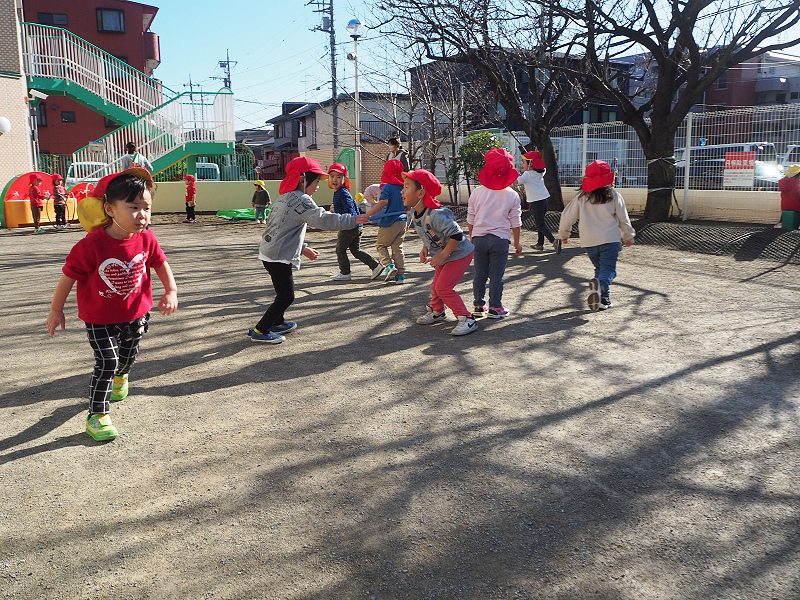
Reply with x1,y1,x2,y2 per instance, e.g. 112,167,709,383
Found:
472,234,509,308
530,199,554,245
585,242,621,299
255,206,267,220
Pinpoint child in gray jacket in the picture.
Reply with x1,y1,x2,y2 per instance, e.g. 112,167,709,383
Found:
249,157,369,343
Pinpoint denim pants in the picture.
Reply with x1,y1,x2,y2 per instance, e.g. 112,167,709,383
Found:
254,206,267,220
585,242,621,299
472,234,509,308
530,199,554,245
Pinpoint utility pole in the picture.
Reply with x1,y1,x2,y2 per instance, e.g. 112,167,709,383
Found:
183,75,198,123
213,50,237,90
309,0,338,148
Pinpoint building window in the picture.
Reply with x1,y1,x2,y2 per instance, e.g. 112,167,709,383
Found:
297,118,306,138
776,93,787,104
716,71,727,90
61,111,76,123
97,9,125,33
36,103,47,127
791,91,799,100
38,13,68,25
756,92,767,104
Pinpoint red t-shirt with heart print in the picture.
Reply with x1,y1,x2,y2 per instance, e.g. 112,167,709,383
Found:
63,227,167,325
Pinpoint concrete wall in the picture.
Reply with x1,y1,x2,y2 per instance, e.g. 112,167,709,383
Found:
149,180,781,225
151,179,336,213
0,3,34,187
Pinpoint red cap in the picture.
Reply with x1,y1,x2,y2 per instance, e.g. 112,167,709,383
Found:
90,168,154,200
381,159,405,186
403,170,442,209
327,162,350,190
29,173,44,183
522,150,546,170
51,173,63,181
582,160,614,193
478,148,518,190
279,156,329,194
184,174,196,183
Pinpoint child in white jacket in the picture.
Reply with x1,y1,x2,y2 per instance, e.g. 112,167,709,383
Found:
557,160,635,311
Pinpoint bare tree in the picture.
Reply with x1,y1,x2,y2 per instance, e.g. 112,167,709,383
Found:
374,0,605,210
553,0,800,221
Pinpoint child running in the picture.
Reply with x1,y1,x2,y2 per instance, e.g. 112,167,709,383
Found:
466,148,522,318
328,163,383,282
46,168,178,441
183,174,196,223
365,159,408,283
249,157,370,344
403,170,478,336
557,160,635,311
51,173,68,229
518,150,559,252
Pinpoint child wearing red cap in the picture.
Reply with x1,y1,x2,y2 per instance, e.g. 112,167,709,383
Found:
518,150,558,252
328,163,383,282
248,157,370,343
402,169,478,336
557,160,635,311
467,148,523,319
183,175,196,223
51,174,68,229
28,174,46,233
46,168,178,441
365,159,408,283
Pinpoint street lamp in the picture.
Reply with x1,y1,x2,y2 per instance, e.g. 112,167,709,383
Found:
346,18,365,193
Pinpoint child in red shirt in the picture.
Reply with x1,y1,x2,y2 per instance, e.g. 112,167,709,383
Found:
28,174,46,233
46,168,178,441
183,174,196,223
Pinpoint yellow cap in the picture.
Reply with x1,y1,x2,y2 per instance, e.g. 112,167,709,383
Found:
77,197,111,232
787,164,800,177
254,180,266,188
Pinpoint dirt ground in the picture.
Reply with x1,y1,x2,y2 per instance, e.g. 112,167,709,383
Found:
2,213,799,600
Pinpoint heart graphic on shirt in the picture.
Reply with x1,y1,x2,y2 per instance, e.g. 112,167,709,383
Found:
98,252,148,299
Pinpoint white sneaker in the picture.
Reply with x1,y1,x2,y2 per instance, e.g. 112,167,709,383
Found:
416,306,447,325
371,264,385,280
450,315,478,336
330,273,352,281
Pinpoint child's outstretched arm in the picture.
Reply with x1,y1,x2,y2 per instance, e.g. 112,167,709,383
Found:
154,261,178,315
47,274,76,335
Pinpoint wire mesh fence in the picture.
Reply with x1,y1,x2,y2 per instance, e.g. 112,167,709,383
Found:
36,151,257,183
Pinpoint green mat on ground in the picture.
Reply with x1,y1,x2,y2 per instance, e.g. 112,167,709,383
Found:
216,207,270,220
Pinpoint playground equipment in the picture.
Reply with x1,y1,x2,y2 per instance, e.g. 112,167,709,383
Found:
1,171,82,229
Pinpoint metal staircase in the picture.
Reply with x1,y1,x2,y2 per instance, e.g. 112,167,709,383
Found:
20,23,234,179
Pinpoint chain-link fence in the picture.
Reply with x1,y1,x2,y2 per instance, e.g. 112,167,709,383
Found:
548,105,800,191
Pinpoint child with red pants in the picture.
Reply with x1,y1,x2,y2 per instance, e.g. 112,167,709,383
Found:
402,170,478,336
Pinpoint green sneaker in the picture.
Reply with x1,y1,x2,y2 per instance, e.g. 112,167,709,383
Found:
111,374,128,401
86,413,118,441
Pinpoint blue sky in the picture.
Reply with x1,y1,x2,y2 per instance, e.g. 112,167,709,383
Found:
152,0,377,131
150,1,800,133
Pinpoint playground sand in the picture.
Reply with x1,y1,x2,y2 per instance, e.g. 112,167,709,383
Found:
1,214,799,599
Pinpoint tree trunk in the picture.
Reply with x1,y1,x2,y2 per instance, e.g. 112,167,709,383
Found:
642,129,677,222
538,136,564,211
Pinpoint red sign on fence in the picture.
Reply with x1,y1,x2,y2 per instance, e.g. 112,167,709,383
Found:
723,151,755,188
